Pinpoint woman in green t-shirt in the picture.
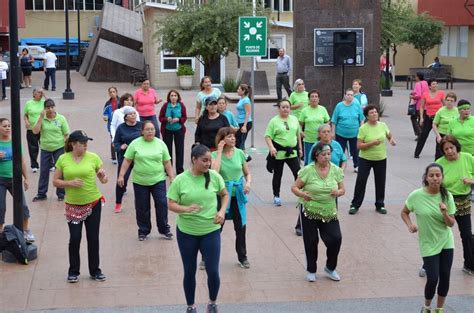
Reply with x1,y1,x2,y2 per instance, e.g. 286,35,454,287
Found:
53,130,109,283
0,118,33,242
401,163,456,313
436,136,474,275
291,142,345,283
432,92,459,160
118,120,174,241
349,105,396,215
212,127,251,269
167,144,229,313
288,79,308,119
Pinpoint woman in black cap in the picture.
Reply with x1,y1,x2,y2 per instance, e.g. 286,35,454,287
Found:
53,130,108,283
195,97,229,151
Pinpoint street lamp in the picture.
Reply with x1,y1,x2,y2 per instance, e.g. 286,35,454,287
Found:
63,0,75,100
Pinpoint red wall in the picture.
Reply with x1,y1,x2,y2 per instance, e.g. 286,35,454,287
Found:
0,0,26,33
418,0,474,26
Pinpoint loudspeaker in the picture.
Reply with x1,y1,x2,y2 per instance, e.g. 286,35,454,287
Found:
333,32,356,66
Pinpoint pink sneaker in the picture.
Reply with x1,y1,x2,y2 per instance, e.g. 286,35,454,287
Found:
114,203,122,213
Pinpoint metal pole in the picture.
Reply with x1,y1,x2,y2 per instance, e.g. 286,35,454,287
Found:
77,0,81,71
8,0,24,230
63,0,75,99
250,0,256,148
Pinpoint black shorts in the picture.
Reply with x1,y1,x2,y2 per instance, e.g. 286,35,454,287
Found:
22,67,32,76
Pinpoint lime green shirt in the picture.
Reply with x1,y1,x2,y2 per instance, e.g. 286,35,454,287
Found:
211,148,246,182
448,116,474,155
265,115,301,160
297,163,344,221
124,137,171,186
39,114,69,151
436,152,474,196
167,170,225,236
24,99,45,129
299,105,330,143
289,91,309,119
55,152,103,205
405,188,455,257
433,106,459,135
357,122,390,161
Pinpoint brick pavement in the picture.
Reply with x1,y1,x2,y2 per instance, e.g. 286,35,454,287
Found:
0,71,472,312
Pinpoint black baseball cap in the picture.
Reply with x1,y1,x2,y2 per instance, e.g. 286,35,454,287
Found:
69,130,93,143
205,97,218,106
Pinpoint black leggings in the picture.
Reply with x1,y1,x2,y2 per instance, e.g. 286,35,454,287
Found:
422,249,453,300
272,157,300,197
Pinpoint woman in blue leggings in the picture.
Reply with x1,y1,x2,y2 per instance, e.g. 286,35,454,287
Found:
167,144,229,313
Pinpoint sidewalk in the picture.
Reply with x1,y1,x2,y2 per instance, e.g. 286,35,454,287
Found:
0,71,472,312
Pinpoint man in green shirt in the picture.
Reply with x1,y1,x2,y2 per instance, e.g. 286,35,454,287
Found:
32,99,69,201
23,88,46,172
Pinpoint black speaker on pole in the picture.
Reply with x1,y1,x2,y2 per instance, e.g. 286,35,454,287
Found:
333,32,356,66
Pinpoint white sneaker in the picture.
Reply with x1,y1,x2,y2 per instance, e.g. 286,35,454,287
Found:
49,166,55,172
306,272,317,282
273,196,282,206
419,267,426,277
24,229,36,243
31,168,39,173
324,266,341,281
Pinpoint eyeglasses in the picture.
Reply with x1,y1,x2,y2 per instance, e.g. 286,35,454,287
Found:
345,94,354,97
284,121,289,131
298,83,304,86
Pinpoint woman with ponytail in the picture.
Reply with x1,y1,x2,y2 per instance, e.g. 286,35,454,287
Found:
401,163,456,313
167,144,229,313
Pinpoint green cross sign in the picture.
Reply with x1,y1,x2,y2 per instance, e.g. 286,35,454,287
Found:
238,16,267,57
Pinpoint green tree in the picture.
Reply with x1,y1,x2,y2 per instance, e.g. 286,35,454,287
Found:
405,12,444,66
154,0,268,76
381,0,414,66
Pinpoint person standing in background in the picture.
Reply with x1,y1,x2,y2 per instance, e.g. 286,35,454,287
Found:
24,88,46,172
20,48,34,88
43,48,57,91
276,48,292,100
0,54,8,100
102,87,120,164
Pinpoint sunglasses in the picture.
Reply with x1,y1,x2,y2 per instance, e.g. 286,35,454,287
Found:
284,121,289,131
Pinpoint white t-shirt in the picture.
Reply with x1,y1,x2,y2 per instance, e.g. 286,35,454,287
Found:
44,52,57,68
0,61,8,80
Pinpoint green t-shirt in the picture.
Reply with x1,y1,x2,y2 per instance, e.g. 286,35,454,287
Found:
289,91,309,119
24,99,45,129
357,122,390,161
167,169,225,236
211,148,246,182
433,106,459,135
297,163,344,221
299,105,330,143
39,114,69,151
436,152,474,196
448,116,474,155
405,188,455,257
55,151,103,205
0,141,16,178
124,137,171,186
265,115,301,160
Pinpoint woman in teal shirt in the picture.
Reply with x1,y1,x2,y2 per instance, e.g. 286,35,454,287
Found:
212,127,251,269
168,144,229,313
401,163,456,313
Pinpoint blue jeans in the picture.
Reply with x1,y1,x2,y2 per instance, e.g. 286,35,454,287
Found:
303,141,315,166
140,115,160,138
38,147,65,198
43,68,56,90
0,177,30,224
132,180,170,236
335,134,358,169
176,227,221,306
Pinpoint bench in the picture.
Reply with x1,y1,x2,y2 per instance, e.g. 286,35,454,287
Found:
130,64,149,86
406,65,453,90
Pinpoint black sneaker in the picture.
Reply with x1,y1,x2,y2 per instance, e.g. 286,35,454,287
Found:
349,207,359,215
207,303,218,313
67,275,79,283
295,227,302,236
376,207,387,215
51,88,56,91
246,155,252,162
162,232,173,240
32,195,47,202
90,273,106,282
138,234,147,241
58,196,64,201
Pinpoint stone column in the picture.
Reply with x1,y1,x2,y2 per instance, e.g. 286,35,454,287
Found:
294,0,381,112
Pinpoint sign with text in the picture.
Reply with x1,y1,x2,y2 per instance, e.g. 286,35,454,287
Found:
239,16,267,57
314,28,364,66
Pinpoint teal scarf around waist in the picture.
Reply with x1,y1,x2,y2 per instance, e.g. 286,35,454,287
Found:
225,177,248,226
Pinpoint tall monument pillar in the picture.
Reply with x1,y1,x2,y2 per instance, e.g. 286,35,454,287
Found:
294,0,381,111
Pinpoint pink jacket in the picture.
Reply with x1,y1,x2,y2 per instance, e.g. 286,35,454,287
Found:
413,80,429,110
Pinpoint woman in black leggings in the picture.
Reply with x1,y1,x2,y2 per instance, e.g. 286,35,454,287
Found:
401,163,456,313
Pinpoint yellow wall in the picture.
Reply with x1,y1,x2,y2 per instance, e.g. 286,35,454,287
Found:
19,11,99,40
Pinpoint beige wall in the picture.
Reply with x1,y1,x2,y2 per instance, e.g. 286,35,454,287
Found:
19,11,99,40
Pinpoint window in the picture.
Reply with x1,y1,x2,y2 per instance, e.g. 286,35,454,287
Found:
34,0,44,10
55,0,64,10
259,34,285,61
440,26,469,58
25,0,104,10
161,50,194,72
263,0,292,12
